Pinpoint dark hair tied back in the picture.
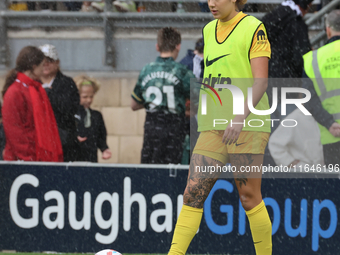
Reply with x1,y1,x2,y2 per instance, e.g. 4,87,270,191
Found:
2,46,45,97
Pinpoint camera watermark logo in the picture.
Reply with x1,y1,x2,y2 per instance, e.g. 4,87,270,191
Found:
200,82,223,107
201,83,311,116
199,82,312,128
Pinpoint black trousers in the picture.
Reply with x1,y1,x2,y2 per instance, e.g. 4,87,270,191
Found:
323,141,340,166
141,113,185,164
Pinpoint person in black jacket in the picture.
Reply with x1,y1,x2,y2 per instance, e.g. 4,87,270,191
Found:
180,37,204,79
75,76,111,162
262,0,313,108
39,44,80,162
263,0,312,79
302,10,340,166
261,0,313,166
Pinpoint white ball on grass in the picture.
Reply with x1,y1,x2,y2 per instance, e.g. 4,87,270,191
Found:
95,249,122,255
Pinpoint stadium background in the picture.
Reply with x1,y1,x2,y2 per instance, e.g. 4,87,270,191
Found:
0,0,329,164
1,0,340,254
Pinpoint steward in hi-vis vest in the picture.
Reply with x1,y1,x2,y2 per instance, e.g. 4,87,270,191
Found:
303,39,340,145
302,9,340,166
198,12,271,133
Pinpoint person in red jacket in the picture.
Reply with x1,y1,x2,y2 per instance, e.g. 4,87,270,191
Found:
1,46,63,162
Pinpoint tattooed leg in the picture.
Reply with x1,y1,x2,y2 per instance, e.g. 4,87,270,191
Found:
231,154,263,211
183,154,223,208
168,154,223,255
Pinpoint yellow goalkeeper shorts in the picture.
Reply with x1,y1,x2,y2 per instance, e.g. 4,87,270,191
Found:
192,130,270,164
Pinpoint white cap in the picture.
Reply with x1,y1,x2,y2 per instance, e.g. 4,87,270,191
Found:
39,44,59,61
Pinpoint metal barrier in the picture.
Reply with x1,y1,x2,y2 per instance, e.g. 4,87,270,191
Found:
0,0,335,70
306,0,340,46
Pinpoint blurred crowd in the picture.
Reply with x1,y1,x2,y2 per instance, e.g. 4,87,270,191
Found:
8,1,138,12
6,0,334,12
7,1,219,13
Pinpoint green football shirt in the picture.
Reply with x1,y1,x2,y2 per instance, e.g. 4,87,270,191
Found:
132,57,195,115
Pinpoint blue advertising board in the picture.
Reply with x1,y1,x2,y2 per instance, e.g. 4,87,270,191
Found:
0,162,339,254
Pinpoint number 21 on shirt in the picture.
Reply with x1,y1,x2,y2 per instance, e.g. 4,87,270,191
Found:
145,85,176,114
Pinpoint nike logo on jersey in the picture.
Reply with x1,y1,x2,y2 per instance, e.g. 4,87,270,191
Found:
206,54,230,67
254,241,262,244
235,142,246,146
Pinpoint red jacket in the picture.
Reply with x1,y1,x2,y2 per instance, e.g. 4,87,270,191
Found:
2,74,36,161
2,73,63,162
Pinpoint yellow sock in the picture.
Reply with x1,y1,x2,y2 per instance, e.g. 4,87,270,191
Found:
168,205,203,255
246,200,272,255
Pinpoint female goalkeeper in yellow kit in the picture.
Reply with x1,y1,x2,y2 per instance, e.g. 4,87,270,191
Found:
168,0,272,254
